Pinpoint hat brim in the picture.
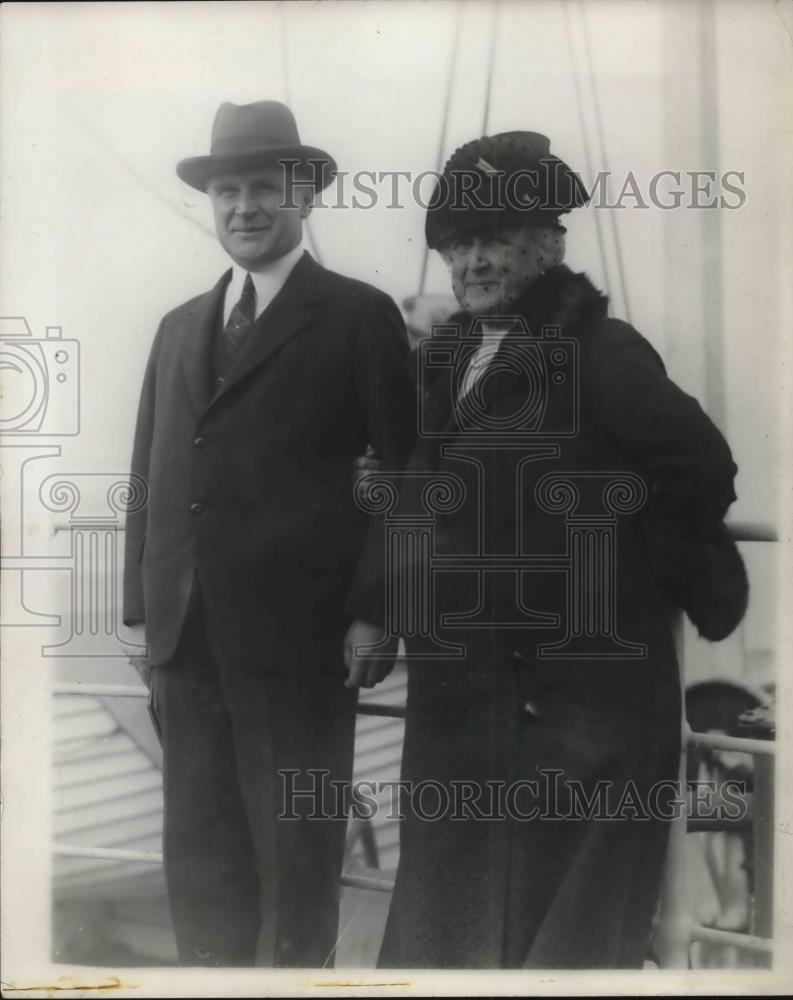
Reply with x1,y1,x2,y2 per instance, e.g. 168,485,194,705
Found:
176,145,337,193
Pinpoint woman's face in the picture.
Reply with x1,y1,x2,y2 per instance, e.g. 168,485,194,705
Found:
439,225,565,315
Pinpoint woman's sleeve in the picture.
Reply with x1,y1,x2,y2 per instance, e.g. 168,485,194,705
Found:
586,320,747,639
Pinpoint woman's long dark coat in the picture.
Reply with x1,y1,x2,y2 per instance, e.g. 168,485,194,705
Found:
371,266,741,969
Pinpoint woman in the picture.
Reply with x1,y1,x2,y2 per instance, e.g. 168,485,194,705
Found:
347,130,747,968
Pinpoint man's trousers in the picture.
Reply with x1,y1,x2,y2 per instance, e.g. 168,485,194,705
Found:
149,589,357,967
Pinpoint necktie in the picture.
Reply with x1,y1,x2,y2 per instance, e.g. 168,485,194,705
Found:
223,273,257,356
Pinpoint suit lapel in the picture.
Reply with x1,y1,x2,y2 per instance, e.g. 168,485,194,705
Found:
180,270,231,415
210,252,326,409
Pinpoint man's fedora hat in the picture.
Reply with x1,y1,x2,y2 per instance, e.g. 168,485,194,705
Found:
176,100,337,193
425,131,589,249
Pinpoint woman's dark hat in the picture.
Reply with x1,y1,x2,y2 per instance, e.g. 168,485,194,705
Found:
176,100,337,193
425,131,589,249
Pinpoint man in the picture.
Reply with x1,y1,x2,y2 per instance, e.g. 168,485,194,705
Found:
347,131,747,967
123,100,414,967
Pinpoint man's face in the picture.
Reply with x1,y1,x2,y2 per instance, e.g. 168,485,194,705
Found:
207,166,312,269
439,226,560,315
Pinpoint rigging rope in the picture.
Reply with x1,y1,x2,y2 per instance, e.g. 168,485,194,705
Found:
70,112,217,241
561,1,613,306
481,0,501,136
576,0,633,324
417,1,464,296
280,8,324,267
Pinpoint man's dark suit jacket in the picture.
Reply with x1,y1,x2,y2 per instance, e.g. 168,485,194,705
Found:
123,251,416,674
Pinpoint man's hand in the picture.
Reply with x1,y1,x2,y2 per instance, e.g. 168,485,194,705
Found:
343,619,397,689
121,624,152,688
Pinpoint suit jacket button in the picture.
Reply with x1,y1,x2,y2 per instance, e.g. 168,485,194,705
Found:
193,436,206,449
190,502,204,515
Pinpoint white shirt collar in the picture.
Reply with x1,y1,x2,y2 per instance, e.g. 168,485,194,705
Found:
459,328,511,400
223,242,305,325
